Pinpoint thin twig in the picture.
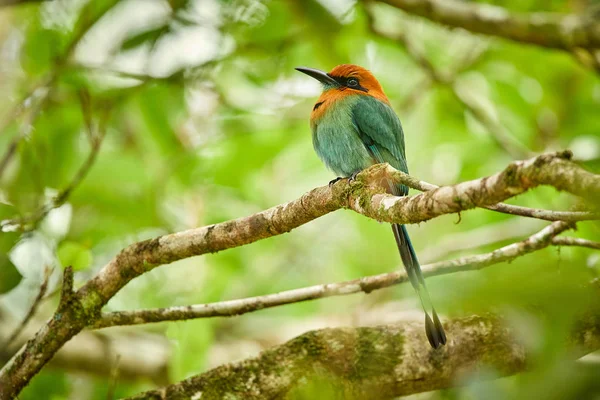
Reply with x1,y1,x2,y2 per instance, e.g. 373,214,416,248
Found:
365,4,487,113
59,266,74,309
0,79,55,179
419,217,544,263
365,10,532,158
2,326,170,383
93,221,575,329
452,84,533,158
2,152,599,399
1,104,110,232
68,64,186,83
54,108,108,205
0,0,118,178
0,74,55,137
484,203,599,222
399,43,488,112
0,136,20,177
391,168,600,222
5,266,53,346
552,237,600,250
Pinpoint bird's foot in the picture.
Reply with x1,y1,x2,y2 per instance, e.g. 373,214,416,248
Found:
347,171,360,182
329,177,343,186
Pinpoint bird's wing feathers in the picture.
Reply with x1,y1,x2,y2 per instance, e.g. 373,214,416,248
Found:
352,96,408,195
353,96,447,348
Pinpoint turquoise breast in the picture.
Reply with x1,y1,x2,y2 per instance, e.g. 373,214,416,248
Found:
311,95,375,177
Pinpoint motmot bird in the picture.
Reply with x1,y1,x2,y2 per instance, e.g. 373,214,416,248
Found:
296,64,447,349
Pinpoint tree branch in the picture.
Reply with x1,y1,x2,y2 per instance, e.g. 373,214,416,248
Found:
365,10,533,159
360,152,599,224
551,237,600,250
93,221,576,329
0,152,598,399
58,266,74,309
0,0,118,180
365,5,489,114
386,165,600,222
0,323,170,384
125,313,600,400
377,0,600,51
0,81,55,180
4,266,52,347
1,105,108,233
483,203,599,222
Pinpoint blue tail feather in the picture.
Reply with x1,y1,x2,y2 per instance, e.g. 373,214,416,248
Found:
392,223,446,348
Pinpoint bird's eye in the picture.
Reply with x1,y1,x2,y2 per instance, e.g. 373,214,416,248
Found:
347,78,359,87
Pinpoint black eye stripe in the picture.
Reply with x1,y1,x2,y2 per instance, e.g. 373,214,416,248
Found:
327,74,369,92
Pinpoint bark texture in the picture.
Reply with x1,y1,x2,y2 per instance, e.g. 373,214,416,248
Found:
126,314,600,400
0,152,598,399
93,221,572,329
378,0,600,50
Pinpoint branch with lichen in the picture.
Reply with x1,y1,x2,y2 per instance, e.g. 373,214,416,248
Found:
92,221,583,329
0,151,598,399
380,162,599,222
376,0,600,51
353,151,598,224
124,313,600,400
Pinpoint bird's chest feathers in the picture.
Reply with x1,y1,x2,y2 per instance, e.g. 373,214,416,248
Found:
310,95,374,177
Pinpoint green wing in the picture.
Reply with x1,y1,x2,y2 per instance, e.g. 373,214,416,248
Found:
352,96,408,195
353,95,448,348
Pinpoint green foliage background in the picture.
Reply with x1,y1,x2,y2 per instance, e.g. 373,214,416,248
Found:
0,0,599,398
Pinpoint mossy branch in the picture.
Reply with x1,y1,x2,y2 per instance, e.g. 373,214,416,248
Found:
125,314,600,400
0,152,598,399
349,151,599,224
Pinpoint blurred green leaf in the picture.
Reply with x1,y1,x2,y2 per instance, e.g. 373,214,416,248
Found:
2,0,600,398
20,26,64,76
120,25,170,51
57,240,92,271
0,253,22,294
237,1,292,44
0,204,22,294
71,0,121,43
287,0,342,36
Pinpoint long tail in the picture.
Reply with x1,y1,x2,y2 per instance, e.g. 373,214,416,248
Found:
392,223,446,348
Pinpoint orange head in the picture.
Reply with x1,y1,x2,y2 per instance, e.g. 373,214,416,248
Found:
296,64,390,106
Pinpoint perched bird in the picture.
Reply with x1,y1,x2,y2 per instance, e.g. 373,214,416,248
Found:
296,64,446,348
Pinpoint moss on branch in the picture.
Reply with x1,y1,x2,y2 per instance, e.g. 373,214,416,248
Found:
126,314,600,399
1,152,598,399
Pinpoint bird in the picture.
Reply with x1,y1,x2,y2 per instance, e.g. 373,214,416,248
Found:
296,64,446,349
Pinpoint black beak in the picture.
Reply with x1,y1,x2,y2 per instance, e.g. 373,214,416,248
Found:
295,67,339,86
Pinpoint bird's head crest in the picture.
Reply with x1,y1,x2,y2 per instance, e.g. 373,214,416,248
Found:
296,64,389,103
328,64,383,93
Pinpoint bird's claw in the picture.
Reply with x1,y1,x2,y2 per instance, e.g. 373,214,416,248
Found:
329,172,361,186
329,177,343,186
